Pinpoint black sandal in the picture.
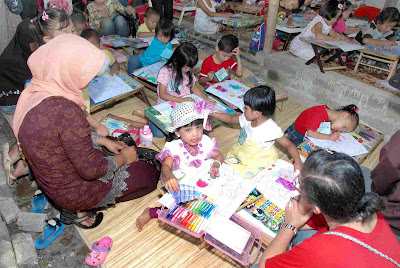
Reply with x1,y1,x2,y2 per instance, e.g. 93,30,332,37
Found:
60,210,103,230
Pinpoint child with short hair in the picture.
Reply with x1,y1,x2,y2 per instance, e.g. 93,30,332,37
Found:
72,1,90,28
332,0,360,35
355,7,400,46
211,86,302,178
285,104,359,146
136,7,160,37
194,0,233,34
127,18,174,74
199,34,243,86
261,0,305,25
135,101,224,231
290,0,353,60
70,12,86,35
81,28,119,76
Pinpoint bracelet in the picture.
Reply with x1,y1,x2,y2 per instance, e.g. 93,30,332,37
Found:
213,160,222,167
280,222,298,235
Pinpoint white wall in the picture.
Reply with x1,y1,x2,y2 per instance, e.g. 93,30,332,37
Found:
364,0,392,9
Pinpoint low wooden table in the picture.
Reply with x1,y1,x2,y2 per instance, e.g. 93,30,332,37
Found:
301,37,347,73
173,3,196,25
297,123,384,164
354,49,400,80
233,3,263,14
212,13,263,28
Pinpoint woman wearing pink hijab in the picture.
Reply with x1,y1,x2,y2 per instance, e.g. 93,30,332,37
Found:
13,34,160,229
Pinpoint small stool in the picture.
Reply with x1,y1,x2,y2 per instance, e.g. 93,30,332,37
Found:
173,3,196,25
354,49,400,80
275,88,288,111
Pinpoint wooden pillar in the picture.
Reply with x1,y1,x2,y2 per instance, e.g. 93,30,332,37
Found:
264,0,279,54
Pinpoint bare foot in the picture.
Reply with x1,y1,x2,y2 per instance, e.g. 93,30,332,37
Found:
13,160,29,178
9,144,21,164
136,207,151,232
132,109,145,119
77,211,96,227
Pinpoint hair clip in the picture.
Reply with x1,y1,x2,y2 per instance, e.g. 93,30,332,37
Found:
338,3,344,9
324,149,334,155
42,11,49,21
30,17,37,23
354,107,359,113
356,213,363,222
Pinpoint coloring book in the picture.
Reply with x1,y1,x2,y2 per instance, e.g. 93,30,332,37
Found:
205,80,250,111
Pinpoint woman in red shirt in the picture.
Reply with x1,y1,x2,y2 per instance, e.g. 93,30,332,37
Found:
256,149,400,268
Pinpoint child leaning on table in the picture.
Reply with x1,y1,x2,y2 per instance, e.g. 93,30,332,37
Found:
135,101,224,232
194,0,233,34
199,34,243,87
260,0,305,26
127,18,175,74
285,104,359,146
136,7,160,38
289,0,353,60
81,29,119,76
355,7,400,46
210,86,303,179
132,42,216,138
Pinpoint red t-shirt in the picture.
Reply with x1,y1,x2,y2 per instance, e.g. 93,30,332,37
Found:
199,54,237,86
306,213,327,230
266,213,400,267
294,105,330,135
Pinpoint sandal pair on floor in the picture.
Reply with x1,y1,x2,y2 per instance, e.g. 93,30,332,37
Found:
60,210,103,229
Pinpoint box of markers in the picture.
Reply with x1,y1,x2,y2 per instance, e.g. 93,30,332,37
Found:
158,198,217,238
158,198,263,266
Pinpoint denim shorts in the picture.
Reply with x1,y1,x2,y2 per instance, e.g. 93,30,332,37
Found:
285,123,305,147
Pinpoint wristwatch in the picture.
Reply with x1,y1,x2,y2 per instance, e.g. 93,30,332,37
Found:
280,223,298,235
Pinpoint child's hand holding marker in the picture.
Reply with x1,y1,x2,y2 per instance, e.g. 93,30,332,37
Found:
329,132,340,141
209,160,221,179
165,175,180,192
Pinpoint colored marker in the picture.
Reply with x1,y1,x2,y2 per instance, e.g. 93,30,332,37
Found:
193,200,202,213
181,212,193,227
194,218,205,233
172,208,185,222
187,214,198,229
191,216,201,231
204,205,216,218
166,205,178,219
200,203,211,215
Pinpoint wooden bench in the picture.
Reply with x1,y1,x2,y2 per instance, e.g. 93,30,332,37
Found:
354,49,400,80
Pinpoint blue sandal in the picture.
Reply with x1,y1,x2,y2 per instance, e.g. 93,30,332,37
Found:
35,218,64,249
30,190,48,213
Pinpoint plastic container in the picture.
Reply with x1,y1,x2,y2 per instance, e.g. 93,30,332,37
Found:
139,125,153,147
158,200,262,267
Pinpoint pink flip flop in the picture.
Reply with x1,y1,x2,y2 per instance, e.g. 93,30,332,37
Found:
85,237,113,267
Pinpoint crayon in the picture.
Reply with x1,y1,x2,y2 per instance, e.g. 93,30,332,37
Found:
204,205,216,218
193,200,202,213
200,203,211,215
187,214,198,229
191,216,201,231
194,218,205,233
187,200,196,209
181,212,193,227
172,208,185,222
166,205,178,219
196,202,206,215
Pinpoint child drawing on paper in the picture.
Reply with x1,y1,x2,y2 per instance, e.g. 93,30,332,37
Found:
285,104,359,146
332,1,360,36
132,42,216,138
210,86,302,179
135,101,224,231
199,34,243,87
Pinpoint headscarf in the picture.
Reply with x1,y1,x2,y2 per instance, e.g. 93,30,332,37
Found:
13,34,106,138
0,19,34,106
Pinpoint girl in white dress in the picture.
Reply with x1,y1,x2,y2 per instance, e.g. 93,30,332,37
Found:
135,100,224,231
290,0,352,60
194,0,232,34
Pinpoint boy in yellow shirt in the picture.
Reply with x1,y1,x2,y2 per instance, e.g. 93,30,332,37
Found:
136,7,160,38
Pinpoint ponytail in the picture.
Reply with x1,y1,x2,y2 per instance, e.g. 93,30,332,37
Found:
355,192,385,223
337,104,359,125
29,8,70,47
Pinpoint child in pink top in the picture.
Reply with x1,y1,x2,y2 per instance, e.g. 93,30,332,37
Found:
332,0,360,35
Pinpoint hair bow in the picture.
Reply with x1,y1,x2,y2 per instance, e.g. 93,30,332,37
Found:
354,107,359,113
42,11,49,21
338,3,344,9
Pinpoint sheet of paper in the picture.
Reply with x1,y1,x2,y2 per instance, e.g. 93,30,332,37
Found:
206,215,251,254
132,61,167,82
88,74,137,104
205,80,250,111
306,132,368,156
323,40,365,52
237,209,276,238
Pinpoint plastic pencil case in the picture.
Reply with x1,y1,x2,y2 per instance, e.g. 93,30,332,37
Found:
158,199,217,239
158,205,263,266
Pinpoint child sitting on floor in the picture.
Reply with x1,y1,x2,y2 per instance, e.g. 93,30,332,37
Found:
135,101,224,231
332,0,360,35
211,86,302,179
194,0,233,34
285,104,359,146
261,0,305,25
81,29,119,76
290,0,353,60
136,7,160,38
127,18,174,74
355,7,400,46
133,42,215,137
199,34,243,86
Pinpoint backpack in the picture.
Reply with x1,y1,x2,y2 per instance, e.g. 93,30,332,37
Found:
249,22,281,51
